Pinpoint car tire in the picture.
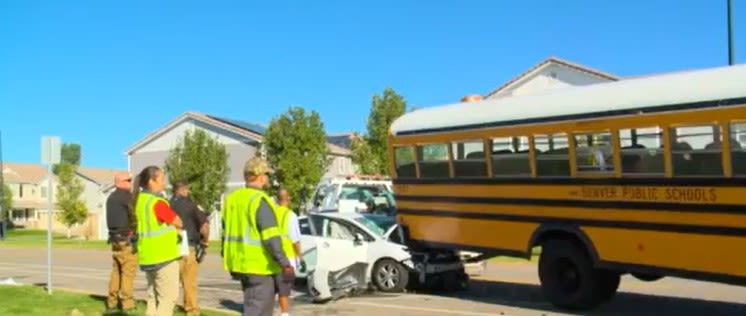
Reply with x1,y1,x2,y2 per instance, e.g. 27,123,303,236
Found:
372,258,409,292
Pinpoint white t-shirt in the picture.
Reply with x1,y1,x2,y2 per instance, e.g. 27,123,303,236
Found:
286,211,302,267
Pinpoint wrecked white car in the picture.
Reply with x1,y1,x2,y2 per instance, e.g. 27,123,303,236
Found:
296,212,412,299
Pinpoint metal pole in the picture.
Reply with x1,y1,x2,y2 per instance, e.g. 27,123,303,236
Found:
46,151,53,294
728,0,735,65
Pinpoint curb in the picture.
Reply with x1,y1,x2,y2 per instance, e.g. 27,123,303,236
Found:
50,286,241,315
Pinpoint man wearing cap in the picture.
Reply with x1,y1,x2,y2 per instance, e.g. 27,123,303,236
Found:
105,172,137,314
222,157,294,316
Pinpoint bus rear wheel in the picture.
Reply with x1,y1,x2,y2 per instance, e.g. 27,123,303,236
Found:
538,239,616,310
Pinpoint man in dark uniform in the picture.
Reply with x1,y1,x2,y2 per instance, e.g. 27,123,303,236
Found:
105,172,137,314
170,181,208,316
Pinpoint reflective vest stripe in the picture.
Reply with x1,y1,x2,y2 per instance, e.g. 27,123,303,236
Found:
260,226,281,239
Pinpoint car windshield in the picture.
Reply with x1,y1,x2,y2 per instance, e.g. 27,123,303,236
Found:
339,184,395,207
353,214,396,237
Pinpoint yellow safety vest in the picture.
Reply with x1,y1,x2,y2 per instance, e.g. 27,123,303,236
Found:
221,187,282,275
135,192,180,266
277,205,298,260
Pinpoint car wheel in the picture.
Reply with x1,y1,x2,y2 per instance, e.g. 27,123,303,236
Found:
372,258,409,292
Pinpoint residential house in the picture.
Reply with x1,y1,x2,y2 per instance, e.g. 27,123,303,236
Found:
124,112,356,196
2,162,124,240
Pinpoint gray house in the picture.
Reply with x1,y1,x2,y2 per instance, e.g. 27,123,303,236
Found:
124,112,356,194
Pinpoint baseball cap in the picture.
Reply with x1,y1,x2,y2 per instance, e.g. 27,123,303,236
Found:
244,157,272,176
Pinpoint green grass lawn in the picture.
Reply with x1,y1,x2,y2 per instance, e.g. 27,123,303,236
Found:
0,285,236,316
0,229,109,250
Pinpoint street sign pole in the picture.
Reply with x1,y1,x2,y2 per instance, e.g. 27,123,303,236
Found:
41,136,60,295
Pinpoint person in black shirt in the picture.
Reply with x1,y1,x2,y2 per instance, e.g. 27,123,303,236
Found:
170,181,207,316
105,172,137,314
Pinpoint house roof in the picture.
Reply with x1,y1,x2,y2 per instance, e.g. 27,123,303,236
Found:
483,56,620,99
125,112,264,155
2,163,49,184
77,167,126,187
326,132,359,150
125,111,352,156
1,163,124,188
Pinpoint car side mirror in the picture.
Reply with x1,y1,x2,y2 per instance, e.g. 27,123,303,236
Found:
354,233,365,245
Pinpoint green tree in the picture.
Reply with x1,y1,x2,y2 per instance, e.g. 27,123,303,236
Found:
1,184,12,221
53,143,81,175
263,106,330,210
352,87,407,175
55,143,87,238
164,129,229,213
349,136,376,175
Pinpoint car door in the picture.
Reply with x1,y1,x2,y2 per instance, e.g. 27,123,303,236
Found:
298,215,370,276
314,216,368,272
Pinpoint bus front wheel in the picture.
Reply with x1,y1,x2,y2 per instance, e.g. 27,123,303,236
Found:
538,239,617,310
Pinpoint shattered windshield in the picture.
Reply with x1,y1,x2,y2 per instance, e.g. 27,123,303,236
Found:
354,214,396,237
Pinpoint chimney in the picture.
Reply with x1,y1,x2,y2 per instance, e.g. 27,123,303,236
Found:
460,95,482,103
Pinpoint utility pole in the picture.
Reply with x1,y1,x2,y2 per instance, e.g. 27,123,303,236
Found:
728,0,735,65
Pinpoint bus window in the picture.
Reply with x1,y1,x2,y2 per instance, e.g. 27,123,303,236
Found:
619,127,664,176
416,144,450,178
491,136,531,177
574,132,614,173
534,133,570,177
452,140,486,177
393,146,416,178
729,122,746,175
669,124,723,176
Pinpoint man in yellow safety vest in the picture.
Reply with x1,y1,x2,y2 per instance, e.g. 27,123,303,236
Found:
222,157,294,316
275,188,302,316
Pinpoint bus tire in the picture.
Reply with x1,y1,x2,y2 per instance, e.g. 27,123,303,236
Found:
598,271,621,302
538,239,606,310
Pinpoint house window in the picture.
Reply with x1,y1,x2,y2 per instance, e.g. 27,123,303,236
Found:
41,187,47,198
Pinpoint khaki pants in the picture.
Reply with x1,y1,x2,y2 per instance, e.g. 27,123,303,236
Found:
179,247,199,315
145,260,180,316
106,241,137,310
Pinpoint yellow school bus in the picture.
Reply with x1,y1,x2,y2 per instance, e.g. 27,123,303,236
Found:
387,63,746,310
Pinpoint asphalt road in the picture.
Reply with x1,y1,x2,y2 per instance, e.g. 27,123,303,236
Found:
0,246,745,315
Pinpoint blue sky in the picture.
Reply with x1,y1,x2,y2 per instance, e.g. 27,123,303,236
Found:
0,0,743,169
